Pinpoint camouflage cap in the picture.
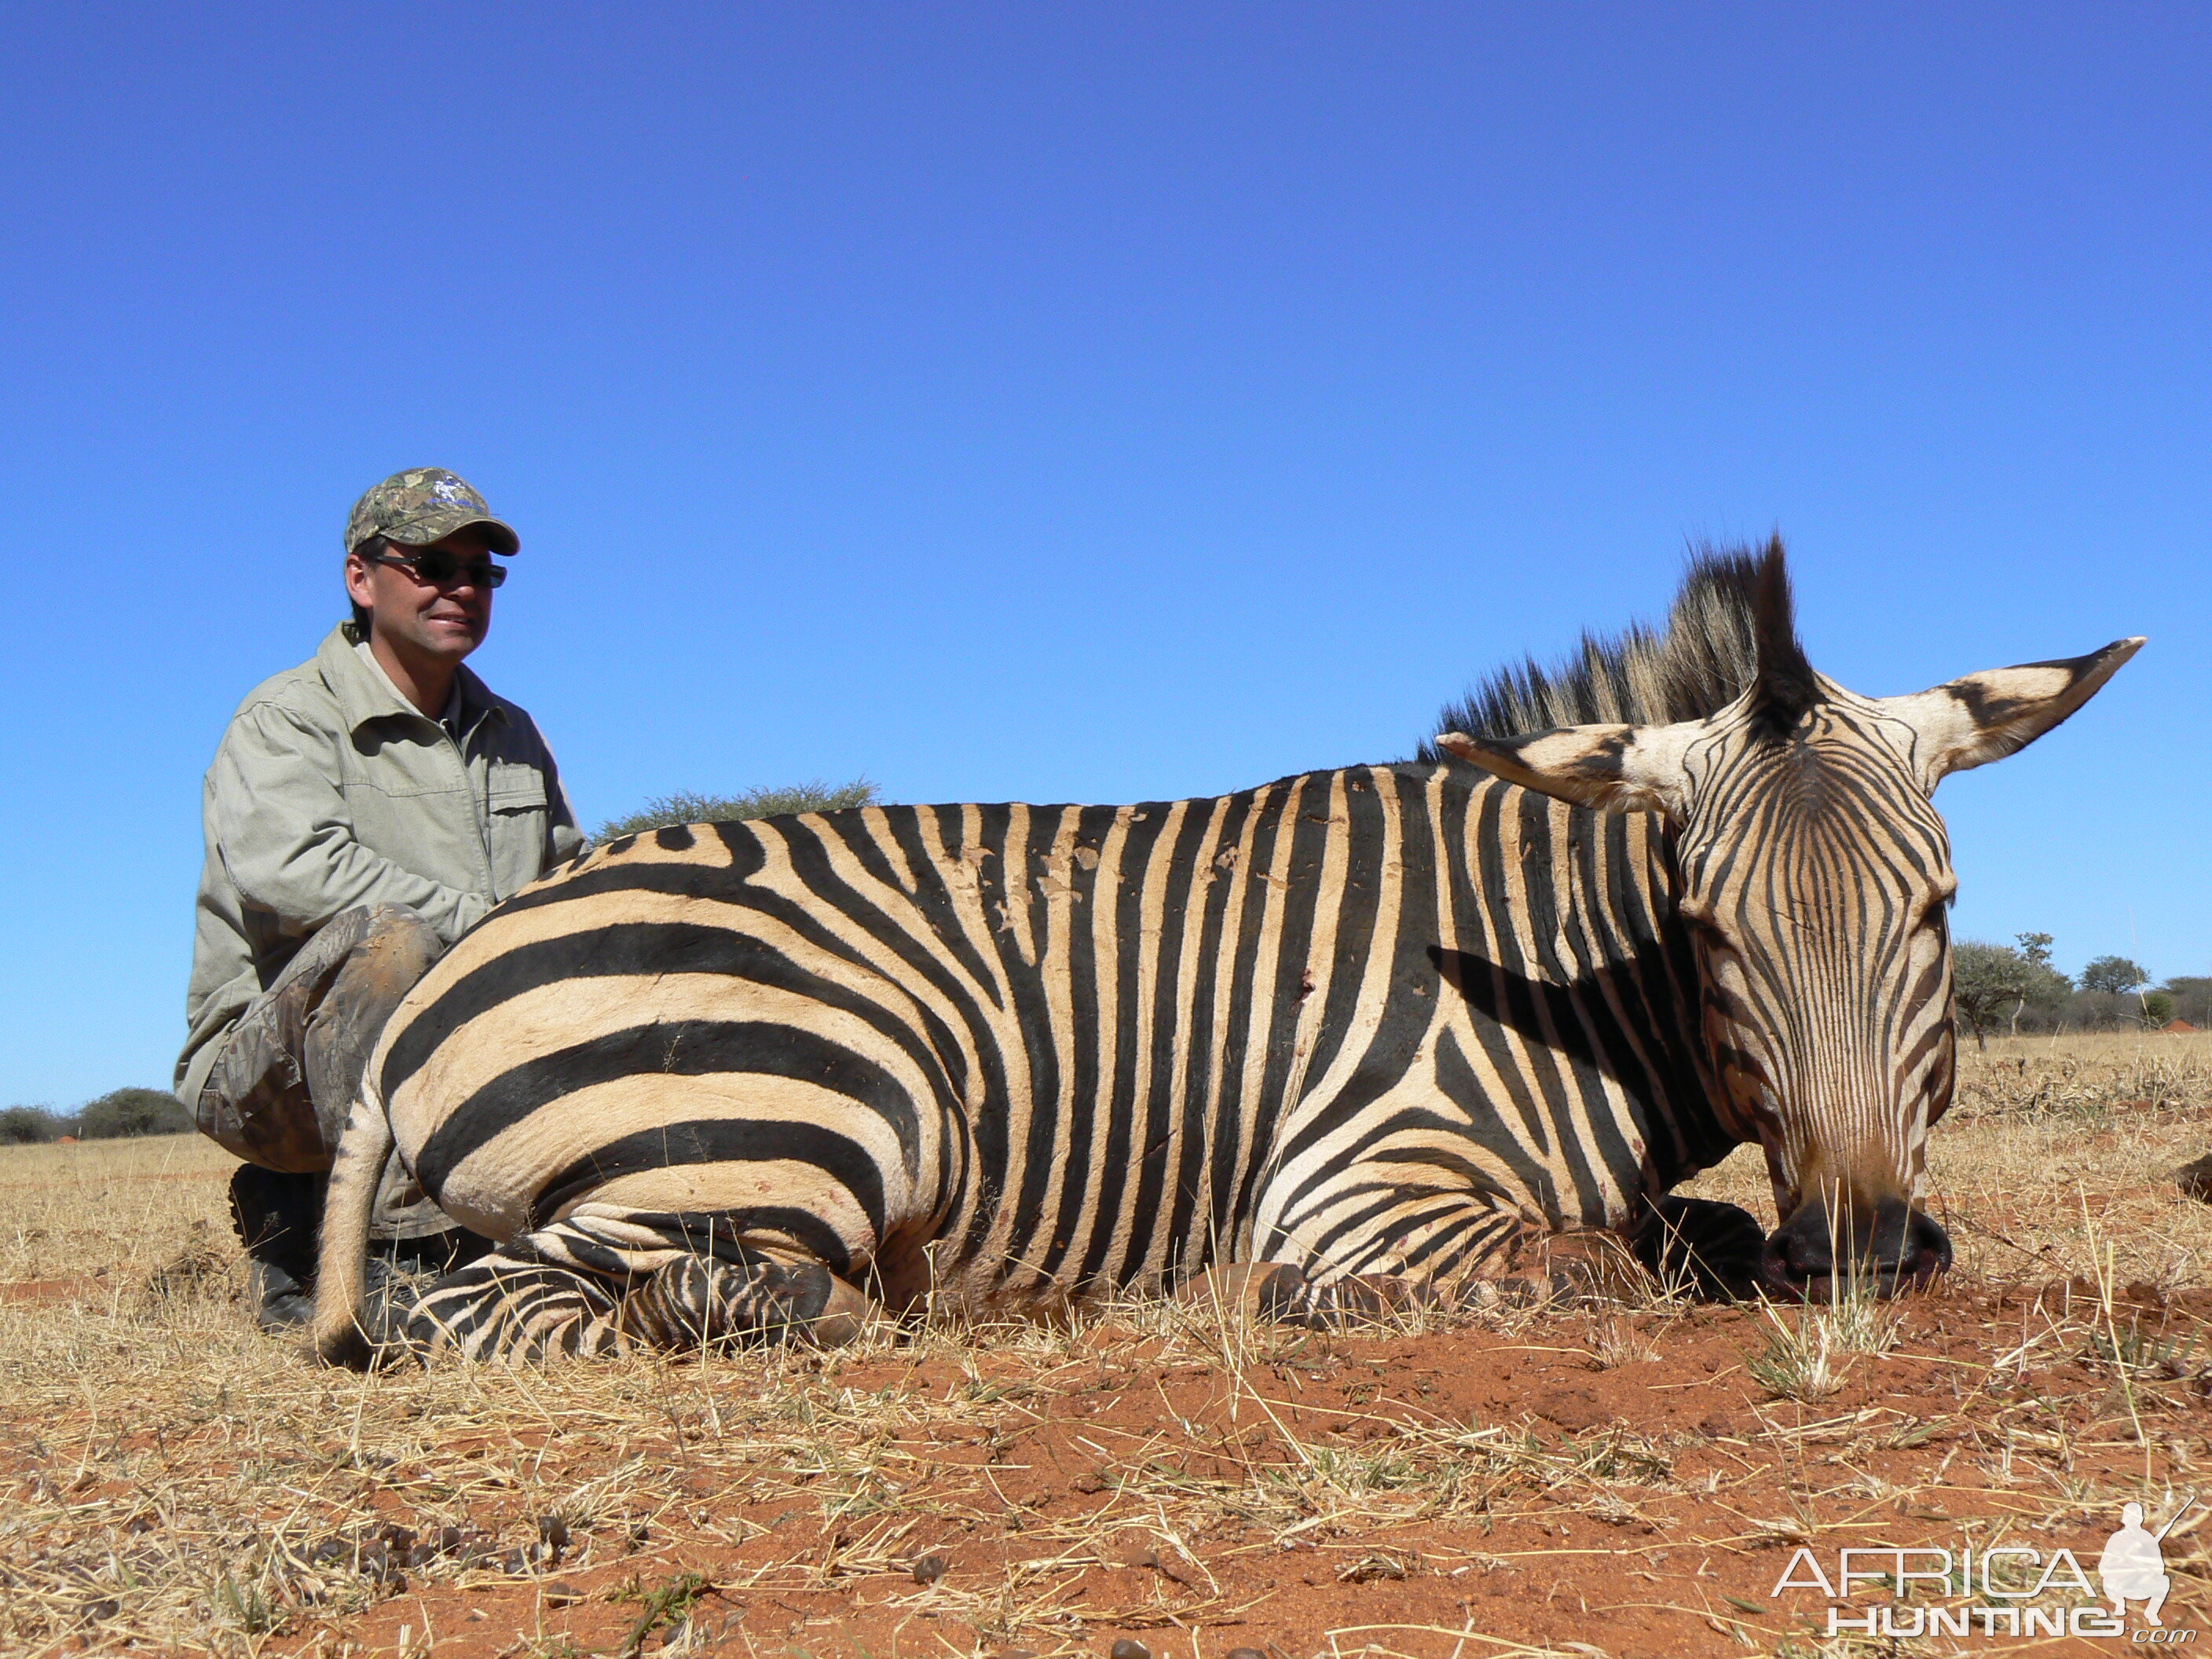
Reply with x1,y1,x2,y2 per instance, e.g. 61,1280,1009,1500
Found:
344,467,520,556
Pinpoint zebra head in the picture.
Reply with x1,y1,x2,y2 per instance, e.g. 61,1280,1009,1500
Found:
1437,545,2140,1299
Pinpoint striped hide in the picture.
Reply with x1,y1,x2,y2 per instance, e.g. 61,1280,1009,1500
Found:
315,540,2139,1364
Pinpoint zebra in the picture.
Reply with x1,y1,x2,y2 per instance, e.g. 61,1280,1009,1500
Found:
314,540,2138,1364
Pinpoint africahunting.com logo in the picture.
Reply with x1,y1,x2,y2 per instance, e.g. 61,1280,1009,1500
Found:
1771,1499,2197,1642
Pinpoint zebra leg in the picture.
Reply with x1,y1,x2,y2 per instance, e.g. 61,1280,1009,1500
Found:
617,1251,875,1351
1201,1181,1667,1329
1181,1260,1473,1328
351,1212,678,1365
386,1249,628,1364
1203,1250,1627,1329
365,1209,878,1364
545,1204,876,1350
1178,1261,1317,1324
1234,1174,1616,1328
1632,1195,1766,1301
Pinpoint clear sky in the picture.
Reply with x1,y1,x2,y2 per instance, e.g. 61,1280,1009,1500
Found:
2,4,2204,1107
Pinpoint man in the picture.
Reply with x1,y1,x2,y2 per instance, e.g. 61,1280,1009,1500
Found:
177,468,583,1330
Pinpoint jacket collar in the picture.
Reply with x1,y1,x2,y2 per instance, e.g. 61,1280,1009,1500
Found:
316,624,506,738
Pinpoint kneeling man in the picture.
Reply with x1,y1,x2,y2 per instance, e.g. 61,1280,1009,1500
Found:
177,468,583,1329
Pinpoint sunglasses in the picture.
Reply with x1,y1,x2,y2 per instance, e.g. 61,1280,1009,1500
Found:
361,547,508,589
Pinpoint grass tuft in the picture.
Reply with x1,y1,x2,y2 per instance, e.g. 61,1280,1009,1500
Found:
591,779,877,844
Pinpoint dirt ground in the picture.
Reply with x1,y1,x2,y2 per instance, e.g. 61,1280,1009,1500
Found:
6,1032,2212,1659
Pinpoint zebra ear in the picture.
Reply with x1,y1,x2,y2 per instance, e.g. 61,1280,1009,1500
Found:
1434,723,1697,819
1877,636,2144,792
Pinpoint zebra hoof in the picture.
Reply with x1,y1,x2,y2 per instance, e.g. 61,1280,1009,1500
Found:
1178,1262,1311,1325
1297,1272,1441,1329
623,1254,873,1351
1459,1273,1561,1312
800,1274,873,1348
1635,1196,1766,1301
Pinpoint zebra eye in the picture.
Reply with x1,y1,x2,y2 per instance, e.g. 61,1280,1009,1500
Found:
1918,883,1958,925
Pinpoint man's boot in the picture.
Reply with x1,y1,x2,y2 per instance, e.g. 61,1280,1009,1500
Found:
229,1165,324,1331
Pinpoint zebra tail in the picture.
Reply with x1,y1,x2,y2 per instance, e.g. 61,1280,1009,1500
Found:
311,1089,394,1368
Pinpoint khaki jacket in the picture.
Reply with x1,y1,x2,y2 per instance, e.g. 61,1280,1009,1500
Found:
177,626,583,1107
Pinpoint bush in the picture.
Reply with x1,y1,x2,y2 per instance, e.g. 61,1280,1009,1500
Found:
72,1088,195,1139
0,1104,66,1144
593,778,878,844
2163,976,2212,1027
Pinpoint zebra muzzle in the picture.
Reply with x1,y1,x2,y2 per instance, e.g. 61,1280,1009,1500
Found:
1759,1194,1951,1302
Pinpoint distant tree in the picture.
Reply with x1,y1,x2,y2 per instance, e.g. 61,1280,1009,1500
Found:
1952,941,2036,1050
593,778,878,845
2141,990,2177,1026
0,1104,65,1144
2006,932,2072,1035
2078,955,2150,997
72,1088,193,1139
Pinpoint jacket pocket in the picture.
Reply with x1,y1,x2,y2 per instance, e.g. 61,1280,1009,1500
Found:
485,767,551,898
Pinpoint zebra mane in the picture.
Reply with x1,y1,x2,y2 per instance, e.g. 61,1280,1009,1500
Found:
1423,536,1809,745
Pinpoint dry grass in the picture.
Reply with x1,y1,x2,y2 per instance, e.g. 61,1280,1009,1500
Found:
3,1034,2210,1657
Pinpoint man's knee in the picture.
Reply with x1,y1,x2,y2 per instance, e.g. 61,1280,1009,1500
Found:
201,905,446,1172
342,906,443,1017
197,1024,325,1171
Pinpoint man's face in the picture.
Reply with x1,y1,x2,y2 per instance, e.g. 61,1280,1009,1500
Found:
344,527,496,665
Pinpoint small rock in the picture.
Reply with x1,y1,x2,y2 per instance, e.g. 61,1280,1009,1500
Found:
77,1599,119,1624
911,1553,949,1584
1225,1650,1268,1659
537,1514,571,1555
2173,1152,2212,1202
1696,1412,1738,1438
543,1580,584,1606
1109,1643,1153,1659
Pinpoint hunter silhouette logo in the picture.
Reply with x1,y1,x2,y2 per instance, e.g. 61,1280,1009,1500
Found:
2101,1498,2196,1628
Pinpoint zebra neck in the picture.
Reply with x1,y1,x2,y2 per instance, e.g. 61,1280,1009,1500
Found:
1423,771,1734,1225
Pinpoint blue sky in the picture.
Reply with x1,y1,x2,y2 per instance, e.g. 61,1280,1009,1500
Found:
2,4,2205,1106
